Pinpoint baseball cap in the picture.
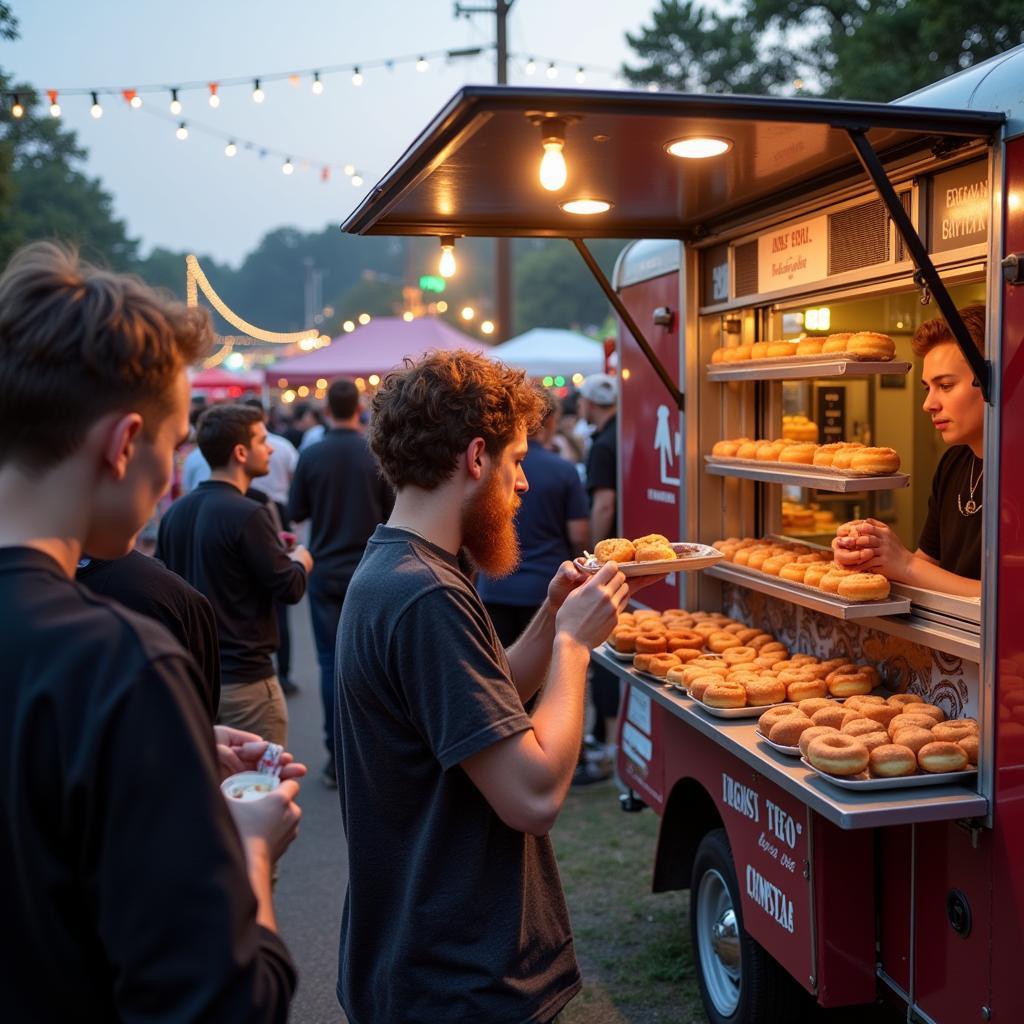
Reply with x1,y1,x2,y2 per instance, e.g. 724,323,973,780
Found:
579,373,617,406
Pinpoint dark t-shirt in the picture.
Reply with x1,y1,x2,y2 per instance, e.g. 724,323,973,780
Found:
585,415,618,536
335,526,581,1024
477,439,589,607
0,547,295,1021
156,481,307,684
77,549,221,721
917,444,983,580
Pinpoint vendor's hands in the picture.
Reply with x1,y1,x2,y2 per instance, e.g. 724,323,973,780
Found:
546,559,589,611
226,778,302,865
832,518,911,578
213,725,308,783
554,560,629,650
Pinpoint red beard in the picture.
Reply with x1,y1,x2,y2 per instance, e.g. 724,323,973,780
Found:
462,467,521,578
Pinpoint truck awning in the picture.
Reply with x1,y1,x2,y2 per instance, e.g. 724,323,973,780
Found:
341,86,1003,240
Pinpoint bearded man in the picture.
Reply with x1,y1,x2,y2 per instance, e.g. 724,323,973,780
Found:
333,351,660,1024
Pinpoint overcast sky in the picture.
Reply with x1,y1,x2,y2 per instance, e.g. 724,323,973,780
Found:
4,1,666,264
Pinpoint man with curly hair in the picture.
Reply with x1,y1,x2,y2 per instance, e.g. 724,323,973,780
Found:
333,350,660,1024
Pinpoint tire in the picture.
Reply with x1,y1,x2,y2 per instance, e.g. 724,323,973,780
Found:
690,828,809,1024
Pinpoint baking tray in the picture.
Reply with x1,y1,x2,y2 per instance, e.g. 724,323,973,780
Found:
799,756,977,790
600,642,636,662
755,730,802,757
706,357,911,382
704,456,909,493
577,543,723,577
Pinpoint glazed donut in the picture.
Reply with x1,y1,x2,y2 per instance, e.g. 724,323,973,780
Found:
708,631,742,653
822,332,855,353
786,677,828,702
795,337,825,356
958,734,979,765
842,717,889,740
635,632,669,654
594,537,636,564
887,693,925,710
744,678,786,706
807,734,869,776
759,705,806,735
869,744,918,778
918,741,968,774
723,646,757,666
836,573,891,602
766,341,798,358
648,653,683,677
849,447,901,475
770,715,816,747
888,713,936,738
665,629,704,651
932,720,979,743
797,697,833,717
906,703,945,725
799,725,840,758
847,331,896,361
890,726,935,755
826,670,874,698
703,681,747,709
811,705,860,730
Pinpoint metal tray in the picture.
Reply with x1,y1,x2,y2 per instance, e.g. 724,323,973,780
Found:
600,642,636,662
704,457,909,493
689,696,785,719
577,543,723,577
755,730,802,757
799,756,977,791
706,358,911,382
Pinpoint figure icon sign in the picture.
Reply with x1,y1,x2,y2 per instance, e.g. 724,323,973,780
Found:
654,404,681,487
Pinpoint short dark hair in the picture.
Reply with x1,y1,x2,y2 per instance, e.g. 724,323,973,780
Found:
197,404,262,469
328,379,359,420
0,241,210,473
243,397,266,418
368,350,544,490
911,304,985,358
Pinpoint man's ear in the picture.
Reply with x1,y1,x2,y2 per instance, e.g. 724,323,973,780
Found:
100,412,144,482
464,437,487,481
233,442,249,466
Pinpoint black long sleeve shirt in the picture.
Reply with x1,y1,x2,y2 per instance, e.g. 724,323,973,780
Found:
156,481,307,685
0,547,296,1021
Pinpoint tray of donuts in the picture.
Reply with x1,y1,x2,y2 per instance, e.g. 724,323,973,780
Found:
708,332,897,366
578,534,723,577
757,695,978,789
707,439,903,478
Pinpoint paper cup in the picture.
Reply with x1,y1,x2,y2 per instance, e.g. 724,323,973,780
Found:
221,771,280,802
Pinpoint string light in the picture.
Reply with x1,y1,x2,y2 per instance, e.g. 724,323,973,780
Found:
436,300,448,313
575,66,586,84
47,90,60,117
343,320,355,332
282,157,294,175
546,62,558,79
343,163,355,176
288,74,301,88
351,67,363,86
123,89,142,109
252,79,264,103
351,174,363,187
11,94,23,118
368,374,380,386
481,320,495,335
176,122,188,140
312,71,324,95
169,88,181,115
525,57,536,74
402,311,414,322
208,82,220,107
416,56,429,72
461,306,475,321
224,140,237,157
358,313,371,325
90,92,102,119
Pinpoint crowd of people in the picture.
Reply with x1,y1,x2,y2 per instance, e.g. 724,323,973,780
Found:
0,242,657,1022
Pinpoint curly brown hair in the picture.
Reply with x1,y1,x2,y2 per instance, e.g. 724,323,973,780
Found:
0,241,210,473
368,350,544,490
911,304,985,358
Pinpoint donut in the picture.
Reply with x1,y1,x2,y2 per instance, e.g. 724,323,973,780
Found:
888,693,925,710
707,631,742,653
760,642,789,657
744,678,786,706
795,337,825,355
786,677,828,702
849,447,901,475
594,538,636,564
759,705,806,735
753,652,788,670
703,681,747,708
747,634,778,651
797,697,833,717
756,441,787,461
712,440,739,457
843,694,886,710
811,705,859,730
611,629,638,652
888,712,936,737
860,731,894,753
819,569,854,594
932,720,979,743
632,534,671,548
958,734,979,765
722,622,748,635
648,653,683,677
842,717,889,739
767,341,798,357
734,628,763,645
779,562,811,583
744,548,777,570
721,646,756,667
636,542,677,562
847,331,896,360
632,653,654,672
762,554,795,576
918,741,968,774
660,608,689,619
799,725,840,757
688,657,730,677
770,715,816,747
836,573,891,602
736,441,759,459
633,609,661,622
807,734,869,776
821,332,855,353
890,726,935,755
688,675,723,701
802,563,833,588
635,632,668,654
665,629,704,651
856,703,902,728
665,666,688,688
907,703,946,725
826,670,874,698
750,342,772,359
778,443,817,465
789,654,819,667
711,347,728,364
869,744,918,778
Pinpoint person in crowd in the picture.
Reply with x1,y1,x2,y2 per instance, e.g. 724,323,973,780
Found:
334,350,662,1024
550,390,586,468
0,241,302,1020
833,305,985,597
182,404,211,493
283,401,318,449
288,378,393,787
157,404,312,745
298,407,327,451
77,549,221,721
477,390,590,646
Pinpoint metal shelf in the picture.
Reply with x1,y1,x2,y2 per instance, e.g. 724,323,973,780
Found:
594,650,987,830
705,457,909,492
705,562,911,619
706,358,912,382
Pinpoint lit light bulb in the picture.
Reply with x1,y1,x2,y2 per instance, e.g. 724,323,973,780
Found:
47,91,60,118
481,320,495,335
312,72,324,95
130,94,142,109
282,158,294,175
368,373,380,386
647,82,660,92
436,300,448,313
343,163,355,177
90,92,102,119
176,122,188,141
351,174,363,187
525,58,536,75
224,141,237,157
11,95,24,118
208,83,220,107
169,89,181,115
358,313,371,325
575,67,586,84
546,62,558,79
343,320,355,333
461,306,475,321
416,57,429,72
540,140,567,191
438,236,456,278
252,79,264,103
402,311,414,322
351,67,363,86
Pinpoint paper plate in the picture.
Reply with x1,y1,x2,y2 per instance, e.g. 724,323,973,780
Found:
577,543,723,578
799,756,977,790
755,730,802,757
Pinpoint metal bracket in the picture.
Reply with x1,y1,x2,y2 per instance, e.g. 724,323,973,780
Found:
1003,253,1024,285
571,238,685,411
845,128,992,404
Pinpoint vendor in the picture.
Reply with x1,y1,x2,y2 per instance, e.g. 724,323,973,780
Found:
833,305,985,598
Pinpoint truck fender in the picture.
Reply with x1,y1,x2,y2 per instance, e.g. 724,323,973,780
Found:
652,776,723,893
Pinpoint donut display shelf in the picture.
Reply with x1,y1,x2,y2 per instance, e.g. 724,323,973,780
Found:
799,756,977,791
706,357,912,382
703,456,909,492
755,730,802,757
577,543,723,577
600,642,638,662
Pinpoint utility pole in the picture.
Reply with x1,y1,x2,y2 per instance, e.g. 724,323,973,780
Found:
454,0,514,341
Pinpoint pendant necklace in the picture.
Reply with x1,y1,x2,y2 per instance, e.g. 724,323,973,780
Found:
957,456,983,517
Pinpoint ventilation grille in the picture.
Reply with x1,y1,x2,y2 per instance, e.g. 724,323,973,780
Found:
734,240,758,296
894,190,913,262
828,198,889,275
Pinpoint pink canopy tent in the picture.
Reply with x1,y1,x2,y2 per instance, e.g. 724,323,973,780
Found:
189,366,264,399
266,317,489,385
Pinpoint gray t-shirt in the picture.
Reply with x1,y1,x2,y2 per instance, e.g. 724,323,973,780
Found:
335,525,581,1024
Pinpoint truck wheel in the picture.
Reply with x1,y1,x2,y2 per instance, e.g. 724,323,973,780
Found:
690,828,807,1024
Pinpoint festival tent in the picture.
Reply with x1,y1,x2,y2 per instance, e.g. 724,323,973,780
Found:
486,328,605,379
266,317,488,385
189,366,263,398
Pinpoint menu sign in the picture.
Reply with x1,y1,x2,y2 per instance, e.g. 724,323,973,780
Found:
930,160,989,253
816,385,846,445
757,215,828,292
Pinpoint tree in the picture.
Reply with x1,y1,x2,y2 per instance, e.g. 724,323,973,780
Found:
622,1,1024,101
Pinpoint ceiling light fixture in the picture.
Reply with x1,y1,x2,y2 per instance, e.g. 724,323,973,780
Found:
560,198,613,215
438,236,457,278
664,136,732,159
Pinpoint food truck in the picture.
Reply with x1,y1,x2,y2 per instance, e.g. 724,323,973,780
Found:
343,44,1024,1023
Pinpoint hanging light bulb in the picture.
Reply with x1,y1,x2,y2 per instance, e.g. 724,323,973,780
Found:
224,140,237,157
546,62,558,79
525,57,537,75
169,89,181,115
90,92,102,119
575,66,586,84
176,122,188,141
312,72,324,95
130,93,142,109
416,56,429,72
351,174,364,187
252,79,264,103
208,82,220,107
351,67,363,86
438,236,457,278
47,90,60,117
282,157,294,175
537,118,568,191
11,94,24,118
343,163,356,177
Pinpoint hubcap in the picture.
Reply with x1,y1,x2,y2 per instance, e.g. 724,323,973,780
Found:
697,868,742,1015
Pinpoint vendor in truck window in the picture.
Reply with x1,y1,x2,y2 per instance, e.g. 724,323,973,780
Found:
833,305,984,599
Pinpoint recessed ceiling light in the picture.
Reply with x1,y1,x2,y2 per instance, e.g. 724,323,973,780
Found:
560,198,613,215
664,136,732,159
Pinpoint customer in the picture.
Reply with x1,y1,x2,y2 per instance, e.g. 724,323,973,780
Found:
0,242,301,1020
477,390,590,646
157,404,312,745
288,378,393,786
334,351,662,1024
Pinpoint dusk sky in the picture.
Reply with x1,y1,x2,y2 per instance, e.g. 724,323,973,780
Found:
4,1,662,264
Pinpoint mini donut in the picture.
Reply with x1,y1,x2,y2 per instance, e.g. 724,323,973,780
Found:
836,573,891,602
821,332,855,353
826,670,874,698
811,705,859,730
759,705,806,735
703,681,747,708
932,720,979,743
907,703,946,725
688,675,724,701
797,697,833,717
665,629,704,651
799,725,840,757
594,537,636,564
795,336,825,356
888,713,936,738
918,740,968,774
744,678,786,706
807,734,869,776
635,632,669,654
723,646,757,666
842,717,889,739
890,726,935,755
770,715,816,747
786,677,828,702
958,734,979,765
888,693,925,710
648,653,683,677
847,331,896,361
869,744,918,778
849,447,901,475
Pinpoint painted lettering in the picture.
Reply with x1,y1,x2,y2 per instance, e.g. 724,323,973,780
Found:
790,226,811,246
722,772,760,823
771,234,788,253
745,864,795,933
765,799,800,849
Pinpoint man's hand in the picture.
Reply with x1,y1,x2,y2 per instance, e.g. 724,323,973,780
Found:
289,544,313,573
546,559,589,612
225,778,303,865
553,560,629,650
213,725,308,782
832,518,912,578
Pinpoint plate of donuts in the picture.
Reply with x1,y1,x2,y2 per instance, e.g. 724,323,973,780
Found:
577,541,724,577
799,757,976,790
755,730,802,757
600,641,638,662
688,697,785,719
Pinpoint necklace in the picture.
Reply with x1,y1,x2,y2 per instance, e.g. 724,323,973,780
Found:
957,456,983,517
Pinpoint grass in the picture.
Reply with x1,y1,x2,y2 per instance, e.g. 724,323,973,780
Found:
551,780,708,1024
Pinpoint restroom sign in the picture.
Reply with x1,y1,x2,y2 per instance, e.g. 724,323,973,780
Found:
757,215,828,291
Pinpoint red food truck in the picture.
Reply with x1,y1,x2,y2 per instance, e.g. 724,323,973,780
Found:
344,45,1024,1023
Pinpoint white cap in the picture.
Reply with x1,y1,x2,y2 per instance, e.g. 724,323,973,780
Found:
579,372,617,406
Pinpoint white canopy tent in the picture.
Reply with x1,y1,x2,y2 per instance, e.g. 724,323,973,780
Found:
486,328,605,379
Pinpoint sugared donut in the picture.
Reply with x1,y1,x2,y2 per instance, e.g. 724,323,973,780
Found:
648,653,683,677
836,573,891,602
826,670,874,698
708,631,742,653
723,646,757,666
842,717,888,739
691,656,729,674
958,734,979,765
907,703,946,725
770,715,816,747
860,731,893,753
759,705,805,735
682,663,727,686
811,706,859,730
888,693,925,710
918,741,968,774
744,678,786,706
888,713,936,738
594,537,636,564
799,725,840,757
665,628,704,651
665,666,688,688
843,694,887,709
890,726,935,755
688,675,723,701
807,734,870,776
703,681,747,708
856,703,902,729
635,632,668,654
932,720,979,743
747,634,778,651
869,744,918,778
786,677,828,702
797,698,833,717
